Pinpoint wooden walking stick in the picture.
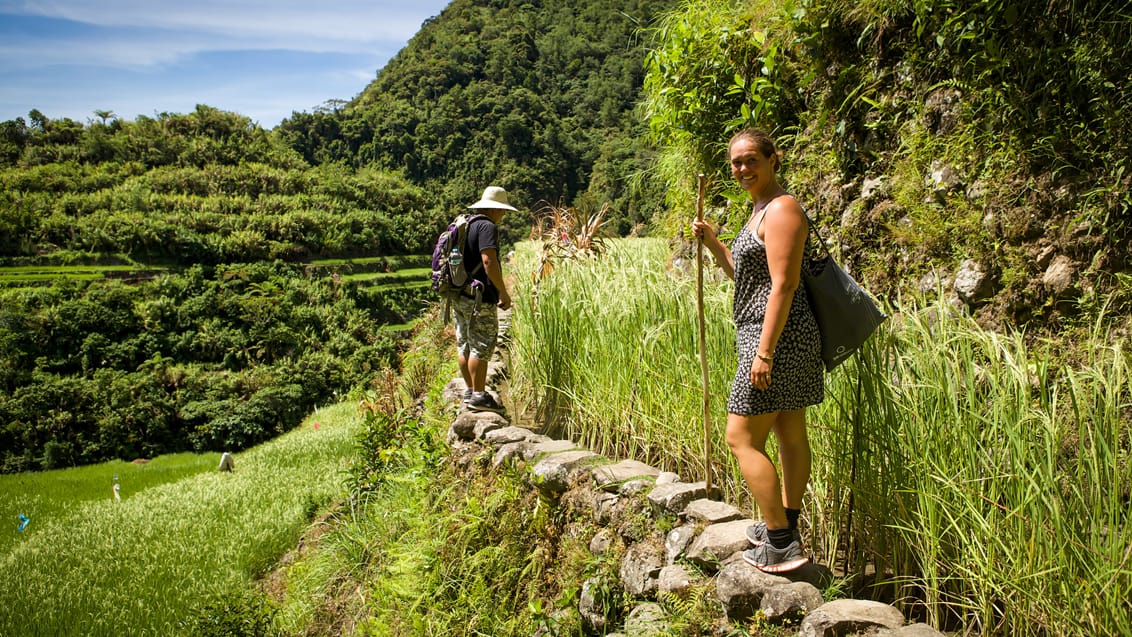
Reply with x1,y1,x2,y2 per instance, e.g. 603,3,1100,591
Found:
695,174,712,493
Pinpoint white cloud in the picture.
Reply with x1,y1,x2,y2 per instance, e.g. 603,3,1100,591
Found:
0,27,225,70
4,0,448,45
0,1,450,126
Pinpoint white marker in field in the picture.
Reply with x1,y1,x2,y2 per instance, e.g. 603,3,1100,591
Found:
218,452,235,472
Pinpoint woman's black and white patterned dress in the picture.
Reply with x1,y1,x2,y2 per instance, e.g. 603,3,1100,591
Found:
727,212,824,416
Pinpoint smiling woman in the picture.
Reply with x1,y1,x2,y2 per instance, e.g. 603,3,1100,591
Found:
0,0,452,127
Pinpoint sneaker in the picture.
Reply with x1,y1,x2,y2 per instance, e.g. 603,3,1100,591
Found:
747,521,802,547
742,540,808,573
462,388,473,403
467,392,505,414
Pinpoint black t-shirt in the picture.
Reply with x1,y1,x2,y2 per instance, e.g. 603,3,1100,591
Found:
464,215,499,304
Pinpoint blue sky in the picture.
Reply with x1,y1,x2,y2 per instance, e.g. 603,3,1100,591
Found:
0,0,451,129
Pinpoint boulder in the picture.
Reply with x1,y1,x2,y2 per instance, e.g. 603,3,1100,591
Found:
799,599,906,637
681,498,743,525
526,438,578,459
623,602,668,637
664,524,697,564
760,581,825,623
589,528,618,556
441,377,467,403
1041,254,1076,295
620,540,665,597
715,557,791,619
593,459,660,491
657,564,694,596
483,425,536,446
592,491,620,524
685,519,752,569
953,259,995,306
531,450,600,496
646,481,709,516
450,410,507,441
619,479,653,496
578,577,614,634
492,440,530,469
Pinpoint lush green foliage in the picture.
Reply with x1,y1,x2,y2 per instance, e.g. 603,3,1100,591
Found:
642,0,1132,327
506,237,1132,635
0,403,361,636
0,262,411,472
4,0,1132,630
515,238,736,472
0,0,679,477
276,0,676,240
825,303,1132,634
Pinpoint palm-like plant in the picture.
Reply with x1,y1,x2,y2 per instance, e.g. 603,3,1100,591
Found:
529,201,610,288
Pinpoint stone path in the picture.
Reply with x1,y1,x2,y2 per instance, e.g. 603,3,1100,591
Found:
440,327,949,636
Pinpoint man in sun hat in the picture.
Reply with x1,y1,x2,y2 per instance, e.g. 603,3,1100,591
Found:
456,185,516,413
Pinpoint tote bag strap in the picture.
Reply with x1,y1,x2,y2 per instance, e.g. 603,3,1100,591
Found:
800,210,833,261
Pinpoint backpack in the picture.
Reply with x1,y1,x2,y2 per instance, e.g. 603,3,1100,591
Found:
430,213,486,321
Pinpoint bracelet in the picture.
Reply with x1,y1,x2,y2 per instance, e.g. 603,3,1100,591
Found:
756,350,774,364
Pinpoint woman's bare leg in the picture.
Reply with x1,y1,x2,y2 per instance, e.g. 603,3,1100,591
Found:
725,411,788,529
773,408,810,511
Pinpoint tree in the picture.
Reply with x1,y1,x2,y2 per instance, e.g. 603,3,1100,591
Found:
93,110,116,126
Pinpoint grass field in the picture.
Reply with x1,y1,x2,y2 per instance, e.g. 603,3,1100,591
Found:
0,402,364,636
0,453,218,556
343,268,432,288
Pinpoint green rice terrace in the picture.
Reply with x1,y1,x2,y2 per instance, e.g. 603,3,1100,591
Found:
0,255,429,288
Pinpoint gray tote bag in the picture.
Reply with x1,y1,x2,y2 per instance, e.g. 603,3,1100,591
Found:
801,215,886,371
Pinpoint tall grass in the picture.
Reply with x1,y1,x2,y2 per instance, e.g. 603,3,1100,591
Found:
0,403,362,636
826,308,1132,635
507,238,1132,635
511,237,740,486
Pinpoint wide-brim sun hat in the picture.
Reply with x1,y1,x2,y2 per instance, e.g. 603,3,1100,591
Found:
468,186,518,211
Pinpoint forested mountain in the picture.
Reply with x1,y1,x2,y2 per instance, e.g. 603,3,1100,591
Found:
276,0,676,237
2,0,676,261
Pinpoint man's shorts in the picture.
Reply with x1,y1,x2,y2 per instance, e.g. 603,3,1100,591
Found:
453,295,498,360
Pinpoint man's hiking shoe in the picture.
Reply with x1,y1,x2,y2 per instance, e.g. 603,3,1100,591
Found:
742,541,808,573
462,388,473,404
467,392,505,414
747,521,802,547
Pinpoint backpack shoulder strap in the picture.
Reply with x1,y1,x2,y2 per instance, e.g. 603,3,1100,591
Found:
458,214,487,277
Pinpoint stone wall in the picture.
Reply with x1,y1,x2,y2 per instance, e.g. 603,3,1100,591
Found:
443,375,948,637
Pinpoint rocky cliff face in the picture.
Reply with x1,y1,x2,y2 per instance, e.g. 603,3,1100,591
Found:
800,85,1130,337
